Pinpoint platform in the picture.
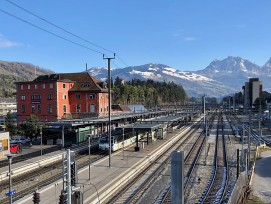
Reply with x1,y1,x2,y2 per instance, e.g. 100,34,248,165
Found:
14,125,189,204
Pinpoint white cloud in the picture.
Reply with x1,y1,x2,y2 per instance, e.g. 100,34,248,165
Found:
183,37,197,41
173,29,183,37
0,34,21,48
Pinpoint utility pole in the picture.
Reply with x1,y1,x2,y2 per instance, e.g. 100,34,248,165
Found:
103,53,115,168
203,96,207,165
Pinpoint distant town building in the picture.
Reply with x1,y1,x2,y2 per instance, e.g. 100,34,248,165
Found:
0,98,17,116
0,132,10,159
242,78,262,109
16,72,109,122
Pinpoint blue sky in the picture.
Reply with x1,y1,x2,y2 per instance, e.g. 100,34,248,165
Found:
0,0,271,73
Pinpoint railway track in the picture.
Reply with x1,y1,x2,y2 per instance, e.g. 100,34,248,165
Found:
197,113,228,204
0,148,107,204
157,113,215,204
104,117,204,204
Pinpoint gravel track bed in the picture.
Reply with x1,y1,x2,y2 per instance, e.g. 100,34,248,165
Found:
136,127,201,204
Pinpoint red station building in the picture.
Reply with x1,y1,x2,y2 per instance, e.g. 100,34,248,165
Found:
16,72,109,122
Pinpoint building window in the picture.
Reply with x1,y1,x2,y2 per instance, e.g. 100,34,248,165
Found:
63,94,67,100
22,105,25,113
42,84,46,89
20,85,24,90
75,94,81,100
21,95,26,100
31,94,41,100
89,94,95,99
63,84,66,88
27,84,30,90
90,104,95,112
63,105,67,113
34,84,38,89
31,105,35,113
48,104,52,113
49,84,53,89
76,104,81,112
47,94,52,100
38,104,41,113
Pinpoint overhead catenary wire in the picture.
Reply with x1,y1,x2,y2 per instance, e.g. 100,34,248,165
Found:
0,8,104,55
5,0,115,55
5,0,130,68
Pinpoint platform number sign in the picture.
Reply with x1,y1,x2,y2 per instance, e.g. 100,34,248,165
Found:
6,190,16,197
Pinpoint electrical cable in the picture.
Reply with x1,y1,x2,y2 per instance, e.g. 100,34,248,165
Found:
3,1,131,68
0,8,104,55
6,0,131,68
5,0,115,55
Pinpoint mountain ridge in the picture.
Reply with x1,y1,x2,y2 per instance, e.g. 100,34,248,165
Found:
1,56,271,98
87,56,271,97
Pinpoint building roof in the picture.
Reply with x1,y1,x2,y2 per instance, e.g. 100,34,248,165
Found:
22,72,108,93
128,105,147,113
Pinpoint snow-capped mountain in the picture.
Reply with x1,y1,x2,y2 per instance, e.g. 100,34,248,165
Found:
87,56,271,97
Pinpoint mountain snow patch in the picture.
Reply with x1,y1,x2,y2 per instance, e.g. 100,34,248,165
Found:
164,67,176,72
129,69,161,79
162,70,213,81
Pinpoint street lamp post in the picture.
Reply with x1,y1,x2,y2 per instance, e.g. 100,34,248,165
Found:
62,124,65,149
88,135,91,180
5,154,15,204
122,126,125,160
40,126,43,156
203,96,207,165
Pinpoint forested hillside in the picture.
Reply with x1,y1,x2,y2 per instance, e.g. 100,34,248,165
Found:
112,77,187,108
0,60,53,97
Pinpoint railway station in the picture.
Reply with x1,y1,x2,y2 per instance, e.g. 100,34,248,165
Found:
0,110,270,204
1,116,197,204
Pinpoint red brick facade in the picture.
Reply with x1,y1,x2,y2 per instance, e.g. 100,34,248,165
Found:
16,73,109,122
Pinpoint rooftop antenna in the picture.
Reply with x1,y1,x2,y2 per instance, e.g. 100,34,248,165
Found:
86,63,88,71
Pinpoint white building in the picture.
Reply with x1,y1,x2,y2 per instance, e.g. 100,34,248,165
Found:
0,98,16,116
0,132,10,160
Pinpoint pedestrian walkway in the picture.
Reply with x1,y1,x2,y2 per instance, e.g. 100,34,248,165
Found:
251,150,271,203
15,126,188,204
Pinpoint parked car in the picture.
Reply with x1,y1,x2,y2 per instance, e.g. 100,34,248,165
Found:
10,138,31,144
10,144,20,153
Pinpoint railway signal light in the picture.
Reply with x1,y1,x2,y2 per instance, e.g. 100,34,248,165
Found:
72,191,83,204
33,191,40,204
71,162,78,186
59,191,66,204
